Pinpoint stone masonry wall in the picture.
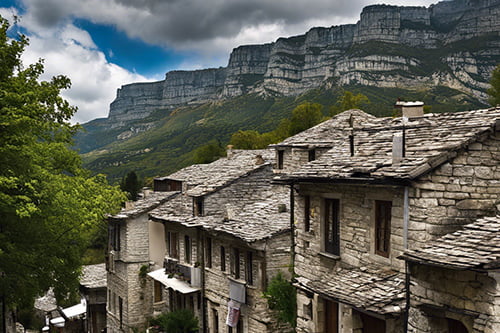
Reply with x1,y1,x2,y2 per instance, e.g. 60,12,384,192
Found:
408,132,500,250
408,264,499,333
203,165,281,217
295,183,405,284
107,214,152,332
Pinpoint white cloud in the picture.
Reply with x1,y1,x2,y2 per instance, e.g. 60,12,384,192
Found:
19,23,150,124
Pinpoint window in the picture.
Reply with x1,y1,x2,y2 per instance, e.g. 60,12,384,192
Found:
375,200,392,257
231,248,240,279
246,251,253,285
447,318,468,333
206,237,212,268
184,235,191,264
308,149,316,161
109,222,121,251
304,195,311,232
194,197,204,216
154,280,163,303
220,246,226,271
118,296,123,329
212,309,219,333
324,199,340,255
167,232,179,259
277,150,284,169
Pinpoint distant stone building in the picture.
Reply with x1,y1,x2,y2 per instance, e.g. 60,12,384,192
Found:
272,107,500,332
106,149,290,332
80,264,108,333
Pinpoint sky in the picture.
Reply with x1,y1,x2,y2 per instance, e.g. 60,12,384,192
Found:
0,0,440,124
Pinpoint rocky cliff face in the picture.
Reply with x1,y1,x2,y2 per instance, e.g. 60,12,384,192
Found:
107,0,500,125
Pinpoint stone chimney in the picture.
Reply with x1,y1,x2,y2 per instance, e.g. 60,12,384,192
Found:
125,201,135,210
392,133,404,165
227,145,234,160
401,101,424,118
254,154,264,165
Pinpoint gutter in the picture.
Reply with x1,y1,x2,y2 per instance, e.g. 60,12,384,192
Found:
403,186,410,333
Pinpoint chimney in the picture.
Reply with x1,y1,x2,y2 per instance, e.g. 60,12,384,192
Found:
143,188,151,198
227,145,234,160
254,154,265,165
392,133,404,165
401,101,424,118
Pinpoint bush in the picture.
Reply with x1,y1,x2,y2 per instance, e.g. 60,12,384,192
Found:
149,309,199,333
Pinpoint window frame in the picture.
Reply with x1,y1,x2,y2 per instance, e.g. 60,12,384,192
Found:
167,231,179,259
246,251,253,285
184,235,192,264
277,150,284,169
374,200,392,258
304,195,311,232
323,198,340,256
205,237,212,268
220,246,226,271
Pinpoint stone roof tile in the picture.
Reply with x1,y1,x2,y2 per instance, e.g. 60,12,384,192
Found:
156,149,274,197
80,263,107,289
295,264,405,315
277,107,500,183
150,193,290,243
110,191,179,219
402,216,500,270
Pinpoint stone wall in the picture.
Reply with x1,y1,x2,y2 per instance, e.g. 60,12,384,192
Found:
408,132,500,250
203,165,279,217
295,183,405,281
408,264,500,333
107,214,153,332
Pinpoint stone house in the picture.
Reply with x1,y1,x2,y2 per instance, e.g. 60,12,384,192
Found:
149,194,290,333
272,107,500,333
402,215,500,333
80,263,108,333
106,191,179,332
106,149,290,332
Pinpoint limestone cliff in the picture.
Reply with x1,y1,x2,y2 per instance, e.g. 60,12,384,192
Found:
107,0,500,125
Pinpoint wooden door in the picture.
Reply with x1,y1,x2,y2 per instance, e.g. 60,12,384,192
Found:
324,300,338,333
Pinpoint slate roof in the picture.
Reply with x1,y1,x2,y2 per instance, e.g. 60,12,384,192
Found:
275,107,500,183
295,264,405,315
402,216,500,271
150,193,290,243
154,149,274,197
80,263,107,289
272,109,377,148
110,191,179,220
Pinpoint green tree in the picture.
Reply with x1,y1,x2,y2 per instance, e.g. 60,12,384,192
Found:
192,140,225,164
488,64,500,106
263,271,297,328
330,90,370,116
150,309,199,333
120,171,142,201
230,130,266,149
289,102,325,136
0,17,125,309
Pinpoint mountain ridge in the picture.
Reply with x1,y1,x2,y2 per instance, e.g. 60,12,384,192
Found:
104,0,500,127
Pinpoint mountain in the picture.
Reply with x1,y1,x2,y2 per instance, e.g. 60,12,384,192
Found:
75,0,500,181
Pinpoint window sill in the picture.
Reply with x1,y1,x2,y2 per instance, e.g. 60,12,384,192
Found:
319,252,340,261
227,276,247,285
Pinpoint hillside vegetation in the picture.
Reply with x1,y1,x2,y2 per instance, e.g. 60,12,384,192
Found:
77,85,487,183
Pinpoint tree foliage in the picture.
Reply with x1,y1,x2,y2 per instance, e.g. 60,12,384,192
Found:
289,102,325,136
149,309,199,333
488,64,500,106
330,90,370,116
192,140,225,164
0,17,125,308
263,271,297,328
120,171,142,201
